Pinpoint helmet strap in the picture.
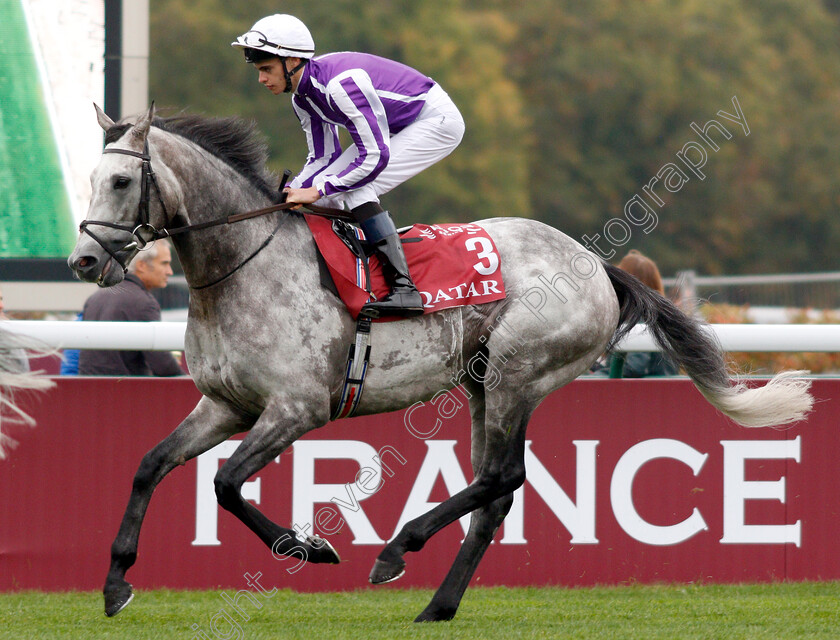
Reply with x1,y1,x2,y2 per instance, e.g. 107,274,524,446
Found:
283,58,307,93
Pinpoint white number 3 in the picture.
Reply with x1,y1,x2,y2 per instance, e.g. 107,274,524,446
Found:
465,237,499,276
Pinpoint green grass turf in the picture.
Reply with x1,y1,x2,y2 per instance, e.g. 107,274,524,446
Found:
1,583,838,639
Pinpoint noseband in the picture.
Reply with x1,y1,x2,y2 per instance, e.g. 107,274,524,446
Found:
79,140,171,273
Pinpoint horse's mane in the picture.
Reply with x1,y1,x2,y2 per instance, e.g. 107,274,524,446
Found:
105,114,281,203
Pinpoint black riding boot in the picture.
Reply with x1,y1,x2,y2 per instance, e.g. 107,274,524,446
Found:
354,206,424,318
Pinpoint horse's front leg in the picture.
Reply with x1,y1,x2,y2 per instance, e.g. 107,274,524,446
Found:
212,399,341,566
104,397,253,616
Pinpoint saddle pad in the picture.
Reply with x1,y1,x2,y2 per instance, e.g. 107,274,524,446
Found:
305,215,507,321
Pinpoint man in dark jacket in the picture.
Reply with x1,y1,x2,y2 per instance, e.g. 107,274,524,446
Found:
78,241,183,376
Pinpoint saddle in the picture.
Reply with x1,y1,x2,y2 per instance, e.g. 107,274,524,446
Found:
305,214,507,322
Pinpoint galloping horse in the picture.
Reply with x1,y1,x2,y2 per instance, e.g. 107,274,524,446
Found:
68,105,812,622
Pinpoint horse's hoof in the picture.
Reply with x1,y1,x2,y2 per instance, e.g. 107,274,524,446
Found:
104,581,134,617
414,605,456,623
368,558,406,584
308,536,341,564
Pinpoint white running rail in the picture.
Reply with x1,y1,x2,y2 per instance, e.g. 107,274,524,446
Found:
616,323,840,352
4,321,840,353
4,321,186,351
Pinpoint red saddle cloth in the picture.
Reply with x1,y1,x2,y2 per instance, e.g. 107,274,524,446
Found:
305,215,507,321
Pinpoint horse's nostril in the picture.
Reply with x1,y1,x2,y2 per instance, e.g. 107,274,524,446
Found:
73,255,97,271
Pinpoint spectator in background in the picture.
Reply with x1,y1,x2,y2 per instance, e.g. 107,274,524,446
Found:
59,312,82,375
78,240,183,377
0,284,30,373
596,249,679,378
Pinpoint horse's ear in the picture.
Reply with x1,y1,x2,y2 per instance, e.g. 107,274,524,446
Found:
94,103,115,131
132,103,156,141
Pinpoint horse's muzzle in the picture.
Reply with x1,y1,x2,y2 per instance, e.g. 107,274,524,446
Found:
68,249,126,287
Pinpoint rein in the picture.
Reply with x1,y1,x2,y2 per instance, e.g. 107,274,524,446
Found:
80,143,353,290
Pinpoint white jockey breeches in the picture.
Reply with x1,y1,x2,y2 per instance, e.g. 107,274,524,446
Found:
317,83,465,211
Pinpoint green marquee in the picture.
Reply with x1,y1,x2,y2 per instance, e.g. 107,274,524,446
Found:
0,0,76,258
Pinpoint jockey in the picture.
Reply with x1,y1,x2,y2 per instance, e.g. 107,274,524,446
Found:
232,14,465,318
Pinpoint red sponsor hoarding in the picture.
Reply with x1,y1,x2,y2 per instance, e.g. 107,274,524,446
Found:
1,377,837,593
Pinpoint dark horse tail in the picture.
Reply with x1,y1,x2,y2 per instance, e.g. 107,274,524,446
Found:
604,263,812,428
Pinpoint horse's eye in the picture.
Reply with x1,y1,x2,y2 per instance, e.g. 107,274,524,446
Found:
113,176,131,190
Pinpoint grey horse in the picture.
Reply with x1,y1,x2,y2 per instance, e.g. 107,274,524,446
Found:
68,105,813,622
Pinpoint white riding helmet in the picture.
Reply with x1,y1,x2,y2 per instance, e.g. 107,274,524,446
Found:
231,14,315,60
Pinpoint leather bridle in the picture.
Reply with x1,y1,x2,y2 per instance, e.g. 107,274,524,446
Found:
79,141,353,290
79,141,170,273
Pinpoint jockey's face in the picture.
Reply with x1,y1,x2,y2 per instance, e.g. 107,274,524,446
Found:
253,57,301,94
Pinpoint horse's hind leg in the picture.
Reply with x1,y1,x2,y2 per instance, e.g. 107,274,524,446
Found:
212,399,341,566
416,493,514,622
370,390,533,592
104,397,253,617
415,385,516,621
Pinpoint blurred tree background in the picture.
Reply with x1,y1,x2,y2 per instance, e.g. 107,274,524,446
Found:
149,0,840,276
